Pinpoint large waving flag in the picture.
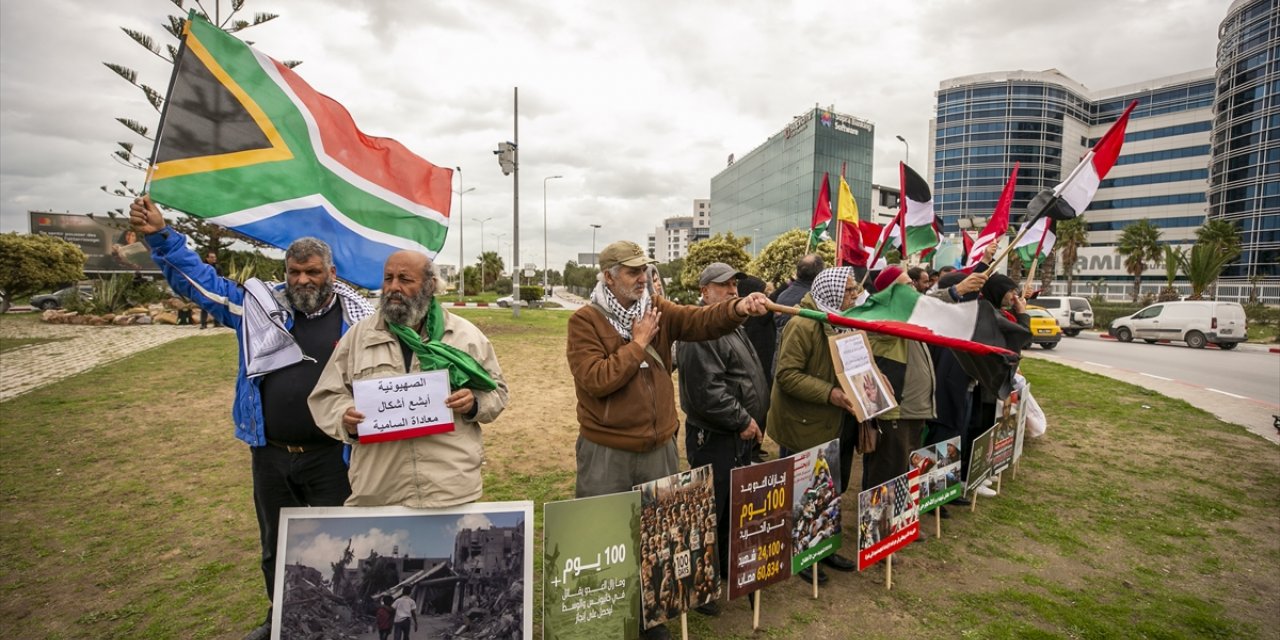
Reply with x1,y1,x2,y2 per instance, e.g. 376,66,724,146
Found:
1050,100,1137,219
809,173,833,247
966,163,1019,267
147,14,453,289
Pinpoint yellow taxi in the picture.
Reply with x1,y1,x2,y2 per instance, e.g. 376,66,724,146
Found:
1025,305,1062,350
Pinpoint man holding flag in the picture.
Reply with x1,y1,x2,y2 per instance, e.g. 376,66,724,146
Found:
130,196,373,640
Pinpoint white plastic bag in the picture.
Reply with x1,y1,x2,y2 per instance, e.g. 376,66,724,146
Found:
1024,388,1047,438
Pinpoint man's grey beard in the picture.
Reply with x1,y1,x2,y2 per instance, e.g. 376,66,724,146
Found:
382,289,433,326
286,279,334,315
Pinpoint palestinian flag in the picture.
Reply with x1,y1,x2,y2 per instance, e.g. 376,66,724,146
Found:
966,162,1018,267
896,163,939,256
1013,217,1056,267
1033,100,1137,222
790,284,1020,397
147,13,453,289
809,172,833,246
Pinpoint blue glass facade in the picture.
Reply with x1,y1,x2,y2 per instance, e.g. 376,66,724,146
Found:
711,109,874,250
1210,0,1280,278
932,72,1214,243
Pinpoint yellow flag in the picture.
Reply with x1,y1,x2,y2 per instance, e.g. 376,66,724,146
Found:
837,176,859,223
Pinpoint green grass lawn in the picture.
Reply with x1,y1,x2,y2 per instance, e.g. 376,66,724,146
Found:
1,308,1276,639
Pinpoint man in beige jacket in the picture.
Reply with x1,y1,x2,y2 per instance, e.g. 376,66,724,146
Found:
309,251,509,507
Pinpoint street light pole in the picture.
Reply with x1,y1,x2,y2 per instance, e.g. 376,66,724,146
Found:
589,224,602,268
478,216,494,294
895,135,910,166
454,167,475,302
752,227,760,256
543,175,563,297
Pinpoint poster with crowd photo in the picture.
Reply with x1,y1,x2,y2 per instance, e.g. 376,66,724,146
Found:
727,459,792,600
29,211,160,273
910,437,963,514
544,492,641,640
855,469,920,571
634,465,719,630
789,439,842,574
272,502,533,640
967,425,997,494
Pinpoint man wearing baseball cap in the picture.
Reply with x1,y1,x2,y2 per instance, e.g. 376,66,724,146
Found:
566,243,768,638
675,263,769,613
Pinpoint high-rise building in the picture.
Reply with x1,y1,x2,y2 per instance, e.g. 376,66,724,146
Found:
649,199,713,263
711,106,874,250
1211,0,1279,281
930,68,1215,283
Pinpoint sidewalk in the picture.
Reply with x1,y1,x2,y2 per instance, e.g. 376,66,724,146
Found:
0,320,230,402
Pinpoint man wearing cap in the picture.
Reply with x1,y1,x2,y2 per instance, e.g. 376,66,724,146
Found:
676,263,769,608
568,243,768,638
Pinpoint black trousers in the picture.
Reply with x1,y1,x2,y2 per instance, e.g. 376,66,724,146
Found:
251,443,352,602
862,419,925,490
685,424,750,575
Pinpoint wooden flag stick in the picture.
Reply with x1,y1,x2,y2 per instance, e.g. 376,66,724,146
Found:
886,554,894,590
988,220,1040,270
997,474,1003,494
936,506,942,538
812,564,819,598
681,613,688,640
753,589,762,629
971,488,978,513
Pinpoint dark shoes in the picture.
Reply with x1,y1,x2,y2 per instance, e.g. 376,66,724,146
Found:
939,506,952,519
951,496,971,507
821,553,856,572
642,624,673,640
797,565,829,584
694,600,721,617
243,622,271,640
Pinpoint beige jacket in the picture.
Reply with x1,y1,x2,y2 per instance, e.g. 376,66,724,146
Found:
308,308,508,508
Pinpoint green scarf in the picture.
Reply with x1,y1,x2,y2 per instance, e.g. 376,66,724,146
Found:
387,298,498,391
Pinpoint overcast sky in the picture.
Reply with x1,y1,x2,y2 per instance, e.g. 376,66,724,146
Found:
0,0,1224,270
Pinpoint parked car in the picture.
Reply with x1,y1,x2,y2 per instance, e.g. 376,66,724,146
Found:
1108,301,1247,349
495,296,528,308
1032,296,1093,336
1024,305,1062,349
29,285,94,311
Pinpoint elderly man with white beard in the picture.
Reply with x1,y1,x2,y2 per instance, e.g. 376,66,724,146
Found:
309,250,509,507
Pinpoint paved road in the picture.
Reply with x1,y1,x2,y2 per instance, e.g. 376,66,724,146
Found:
1023,333,1279,444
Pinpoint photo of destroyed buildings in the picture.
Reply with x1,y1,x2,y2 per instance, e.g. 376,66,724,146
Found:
273,503,533,640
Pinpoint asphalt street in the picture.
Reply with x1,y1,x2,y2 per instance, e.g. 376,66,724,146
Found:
1022,332,1279,444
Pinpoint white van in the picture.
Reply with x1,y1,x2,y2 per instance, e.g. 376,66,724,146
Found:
1108,301,1248,349
1032,296,1094,336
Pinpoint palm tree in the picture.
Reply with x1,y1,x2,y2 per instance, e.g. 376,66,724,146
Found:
1195,219,1241,296
477,251,505,291
1115,219,1162,302
1055,218,1088,295
1183,243,1239,300
1159,245,1184,301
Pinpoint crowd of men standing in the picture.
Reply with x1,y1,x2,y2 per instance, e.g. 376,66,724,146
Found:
129,189,1029,640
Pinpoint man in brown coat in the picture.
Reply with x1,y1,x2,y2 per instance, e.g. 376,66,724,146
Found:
567,241,769,501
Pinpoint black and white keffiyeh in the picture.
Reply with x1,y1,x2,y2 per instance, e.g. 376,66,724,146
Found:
590,280,651,341
810,267,857,317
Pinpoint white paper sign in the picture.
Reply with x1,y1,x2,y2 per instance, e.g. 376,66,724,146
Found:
353,370,455,443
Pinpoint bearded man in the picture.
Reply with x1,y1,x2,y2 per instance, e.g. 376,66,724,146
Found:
130,196,373,640
309,250,508,507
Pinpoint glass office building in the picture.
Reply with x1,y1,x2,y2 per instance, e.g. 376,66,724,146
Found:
1211,0,1279,280
711,108,874,250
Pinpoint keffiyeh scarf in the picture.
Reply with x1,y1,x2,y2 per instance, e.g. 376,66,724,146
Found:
590,280,651,341
810,267,859,333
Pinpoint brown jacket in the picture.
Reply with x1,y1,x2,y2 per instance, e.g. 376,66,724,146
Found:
567,295,746,452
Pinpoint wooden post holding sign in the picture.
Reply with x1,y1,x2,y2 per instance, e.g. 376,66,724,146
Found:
753,591,761,629
680,613,687,640
936,507,942,538
886,554,894,590
812,568,819,599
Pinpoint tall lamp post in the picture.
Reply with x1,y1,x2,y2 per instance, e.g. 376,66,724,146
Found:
752,227,760,256
895,135,910,166
589,224,603,268
478,216,494,293
543,175,563,297
454,167,475,302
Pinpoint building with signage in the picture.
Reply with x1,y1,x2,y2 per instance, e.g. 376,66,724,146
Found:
710,106,874,250
1211,0,1279,281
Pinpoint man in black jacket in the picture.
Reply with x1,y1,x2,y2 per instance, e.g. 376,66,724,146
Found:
677,263,768,614
773,253,824,344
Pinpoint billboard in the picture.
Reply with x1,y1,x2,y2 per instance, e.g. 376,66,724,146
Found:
29,211,159,273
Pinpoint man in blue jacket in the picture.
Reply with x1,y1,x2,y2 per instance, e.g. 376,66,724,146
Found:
130,195,373,640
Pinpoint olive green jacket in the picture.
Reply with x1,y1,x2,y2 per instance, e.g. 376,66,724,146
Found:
766,294,847,452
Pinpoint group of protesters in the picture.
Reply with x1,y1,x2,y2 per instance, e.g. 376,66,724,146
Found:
130,191,1032,640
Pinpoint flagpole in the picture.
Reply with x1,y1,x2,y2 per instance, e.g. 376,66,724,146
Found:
1023,220,1053,294
143,17,193,192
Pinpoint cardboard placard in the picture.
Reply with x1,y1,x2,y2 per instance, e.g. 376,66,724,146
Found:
910,437,963,514
353,370,455,443
634,466,719,630
728,459,792,600
544,492,641,639
829,332,897,422
855,469,920,571
789,439,843,573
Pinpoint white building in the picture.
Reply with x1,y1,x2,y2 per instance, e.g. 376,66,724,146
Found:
650,199,712,263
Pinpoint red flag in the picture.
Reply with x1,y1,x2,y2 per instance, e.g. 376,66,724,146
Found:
840,223,869,266
966,162,1019,268
961,230,974,258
